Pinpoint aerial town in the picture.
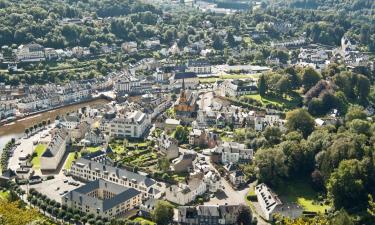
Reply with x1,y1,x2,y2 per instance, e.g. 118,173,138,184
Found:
0,0,374,225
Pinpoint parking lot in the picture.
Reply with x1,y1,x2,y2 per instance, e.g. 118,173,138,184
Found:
25,173,84,203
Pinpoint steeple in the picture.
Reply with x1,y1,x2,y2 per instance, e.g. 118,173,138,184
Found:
182,78,185,90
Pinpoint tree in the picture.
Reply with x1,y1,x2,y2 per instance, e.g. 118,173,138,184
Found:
174,125,189,144
355,74,370,102
212,34,224,50
254,148,288,186
153,201,174,225
345,105,367,122
157,157,170,172
327,159,366,211
275,76,291,97
237,204,253,225
263,126,282,145
258,75,267,97
330,209,354,225
286,109,315,138
302,67,322,92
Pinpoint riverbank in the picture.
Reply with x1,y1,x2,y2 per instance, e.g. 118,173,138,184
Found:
0,96,110,153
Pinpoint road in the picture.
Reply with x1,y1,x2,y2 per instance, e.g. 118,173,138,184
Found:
8,125,54,172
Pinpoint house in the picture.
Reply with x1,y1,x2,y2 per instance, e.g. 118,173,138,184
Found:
40,126,70,171
189,129,207,147
69,158,162,199
108,111,151,139
203,170,221,193
62,179,142,218
70,121,90,142
139,198,158,218
144,39,160,49
172,72,199,89
172,151,197,173
186,59,212,74
121,42,138,54
165,175,206,205
156,133,179,160
163,118,181,132
255,183,282,221
177,205,241,225
84,128,106,146
217,142,253,164
16,43,45,62
224,163,245,187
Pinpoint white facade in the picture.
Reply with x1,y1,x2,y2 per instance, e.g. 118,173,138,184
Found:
165,178,207,205
218,142,253,164
108,111,151,138
40,127,70,170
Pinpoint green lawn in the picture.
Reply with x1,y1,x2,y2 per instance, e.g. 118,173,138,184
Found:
275,179,330,213
86,146,101,152
132,217,155,225
243,93,301,110
0,191,9,200
64,152,80,170
31,144,47,169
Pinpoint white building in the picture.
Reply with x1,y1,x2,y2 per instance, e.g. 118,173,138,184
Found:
16,43,45,62
220,79,258,97
108,111,151,139
217,142,253,164
186,59,212,74
255,183,283,221
40,126,70,170
165,176,207,205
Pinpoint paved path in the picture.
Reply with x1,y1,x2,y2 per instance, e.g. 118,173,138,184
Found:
8,125,54,171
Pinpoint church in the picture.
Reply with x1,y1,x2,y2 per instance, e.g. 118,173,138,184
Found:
174,79,198,121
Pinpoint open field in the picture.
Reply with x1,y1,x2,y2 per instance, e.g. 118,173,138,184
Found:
275,179,330,213
31,144,47,169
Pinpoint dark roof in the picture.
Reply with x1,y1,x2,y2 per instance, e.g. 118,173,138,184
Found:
66,179,141,211
1,169,17,178
237,85,258,92
174,72,197,80
187,59,211,67
73,158,155,187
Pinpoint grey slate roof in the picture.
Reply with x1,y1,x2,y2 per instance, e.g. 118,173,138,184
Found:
73,158,155,187
65,179,141,211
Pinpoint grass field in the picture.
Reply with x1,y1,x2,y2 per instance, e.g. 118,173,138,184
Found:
64,152,80,170
132,217,155,225
243,93,302,110
0,191,9,200
31,144,47,169
275,179,330,213
86,146,101,152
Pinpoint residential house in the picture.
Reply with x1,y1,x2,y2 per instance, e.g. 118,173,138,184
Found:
156,133,179,160
177,205,241,225
84,128,106,146
165,175,206,205
217,142,253,164
121,42,138,54
172,151,197,173
224,163,245,187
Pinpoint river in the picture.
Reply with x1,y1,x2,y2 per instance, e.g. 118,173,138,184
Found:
0,98,109,153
